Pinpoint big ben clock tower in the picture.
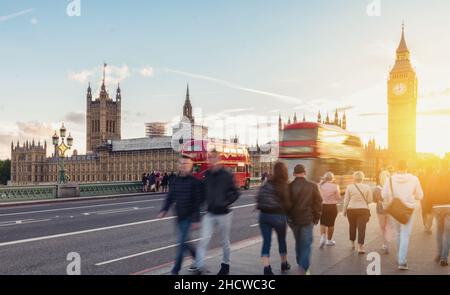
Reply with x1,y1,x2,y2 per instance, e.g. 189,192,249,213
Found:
387,24,418,161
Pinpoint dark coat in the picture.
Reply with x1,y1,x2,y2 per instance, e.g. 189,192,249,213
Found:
160,174,202,222
287,177,323,226
256,181,289,215
203,167,240,215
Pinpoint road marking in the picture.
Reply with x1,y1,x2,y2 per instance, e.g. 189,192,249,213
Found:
250,223,259,227
0,202,256,247
0,198,164,217
95,238,202,266
0,218,52,227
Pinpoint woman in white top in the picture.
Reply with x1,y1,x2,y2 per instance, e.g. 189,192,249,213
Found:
343,171,373,254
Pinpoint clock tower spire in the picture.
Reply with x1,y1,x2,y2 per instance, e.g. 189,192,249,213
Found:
387,23,418,161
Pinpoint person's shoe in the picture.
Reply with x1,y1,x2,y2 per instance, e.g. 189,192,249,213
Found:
188,265,199,272
217,263,230,275
350,241,356,251
358,245,366,254
440,259,449,267
305,269,311,275
281,261,291,272
326,240,336,246
319,235,326,248
398,263,409,270
264,265,274,275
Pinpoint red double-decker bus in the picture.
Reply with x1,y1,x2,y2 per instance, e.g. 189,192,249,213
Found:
279,122,364,193
181,139,251,190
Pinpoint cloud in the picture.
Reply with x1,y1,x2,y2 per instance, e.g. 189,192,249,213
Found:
16,121,54,138
358,112,386,117
139,67,154,77
30,18,38,25
421,88,450,100
0,9,33,23
418,108,450,116
64,112,85,125
68,64,131,86
336,105,354,112
165,68,303,104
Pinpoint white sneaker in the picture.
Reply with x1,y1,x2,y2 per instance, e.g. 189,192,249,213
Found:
319,235,326,248
326,240,336,246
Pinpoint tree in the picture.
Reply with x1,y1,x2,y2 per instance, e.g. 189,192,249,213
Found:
0,159,11,185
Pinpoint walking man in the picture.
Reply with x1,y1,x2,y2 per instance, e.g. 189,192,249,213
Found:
195,150,240,275
157,155,202,275
287,164,322,275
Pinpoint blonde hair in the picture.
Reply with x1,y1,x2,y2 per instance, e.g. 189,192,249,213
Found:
323,171,335,182
353,171,365,183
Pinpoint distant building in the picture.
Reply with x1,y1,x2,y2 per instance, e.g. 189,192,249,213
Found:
145,122,167,138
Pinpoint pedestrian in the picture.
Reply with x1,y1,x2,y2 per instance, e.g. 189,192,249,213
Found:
142,173,148,192
256,162,291,275
424,160,450,266
155,171,161,192
149,172,156,192
194,149,241,275
318,172,340,248
286,164,322,275
382,160,424,270
419,166,435,234
373,169,393,254
161,172,169,193
168,171,176,190
342,171,373,254
157,155,202,275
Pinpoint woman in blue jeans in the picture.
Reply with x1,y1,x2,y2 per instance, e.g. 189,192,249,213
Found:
256,162,291,275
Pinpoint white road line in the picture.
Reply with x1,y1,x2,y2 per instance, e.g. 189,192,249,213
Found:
0,202,256,247
95,238,202,266
0,218,52,227
250,223,259,227
0,198,164,217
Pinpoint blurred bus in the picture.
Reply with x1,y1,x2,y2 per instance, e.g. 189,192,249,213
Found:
279,122,364,194
181,139,251,190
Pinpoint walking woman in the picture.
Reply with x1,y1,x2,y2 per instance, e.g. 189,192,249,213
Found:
343,171,373,254
373,169,392,254
256,162,291,275
319,172,341,248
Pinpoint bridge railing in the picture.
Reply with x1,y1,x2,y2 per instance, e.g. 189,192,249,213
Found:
0,182,143,203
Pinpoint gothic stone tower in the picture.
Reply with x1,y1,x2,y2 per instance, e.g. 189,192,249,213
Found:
387,25,418,161
183,84,195,124
10,140,47,184
86,63,122,152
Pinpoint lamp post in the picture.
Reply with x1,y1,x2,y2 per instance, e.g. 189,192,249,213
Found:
52,123,73,184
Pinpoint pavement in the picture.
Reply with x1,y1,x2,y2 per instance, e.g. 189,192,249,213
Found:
142,204,449,275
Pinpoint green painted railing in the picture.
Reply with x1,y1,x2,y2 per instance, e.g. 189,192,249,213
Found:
0,182,143,203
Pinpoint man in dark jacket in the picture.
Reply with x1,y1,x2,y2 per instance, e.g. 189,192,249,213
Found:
158,155,202,275
195,150,240,275
425,160,450,266
287,164,322,275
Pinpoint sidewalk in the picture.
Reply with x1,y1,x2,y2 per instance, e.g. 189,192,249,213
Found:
142,205,449,275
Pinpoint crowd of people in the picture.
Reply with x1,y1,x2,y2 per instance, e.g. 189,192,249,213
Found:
156,151,449,275
142,171,175,193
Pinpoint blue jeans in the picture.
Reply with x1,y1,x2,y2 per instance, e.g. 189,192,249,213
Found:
292,223,314,271
434,206,450,261
258,213,288,257
392,215,414,265
172,218,196,274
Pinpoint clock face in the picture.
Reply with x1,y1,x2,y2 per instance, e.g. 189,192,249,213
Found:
393,83,407,96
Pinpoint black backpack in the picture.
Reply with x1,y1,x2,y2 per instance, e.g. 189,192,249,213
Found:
256,182,283,212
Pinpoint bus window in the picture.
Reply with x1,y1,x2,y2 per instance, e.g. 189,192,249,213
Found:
237,166,245,173
281,128,318,141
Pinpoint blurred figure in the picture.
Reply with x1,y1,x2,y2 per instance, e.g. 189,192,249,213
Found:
195,150,240,275
419,166,435,234
373,169,393,254
286,164,322,275
168,171,176,190
256,162,291,275
318,172,340,248
157,155,202,275
142,173,148,192
425,160,450,266
161,172,169,193
382,160,424,270
343,171,373,254
148,171,156,192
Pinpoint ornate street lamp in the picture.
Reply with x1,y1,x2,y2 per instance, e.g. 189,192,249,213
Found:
53,123,73,184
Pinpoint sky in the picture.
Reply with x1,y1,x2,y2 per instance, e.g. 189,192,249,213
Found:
1,0,450,159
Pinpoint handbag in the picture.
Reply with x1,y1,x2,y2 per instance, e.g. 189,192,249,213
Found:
385,177,414,225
